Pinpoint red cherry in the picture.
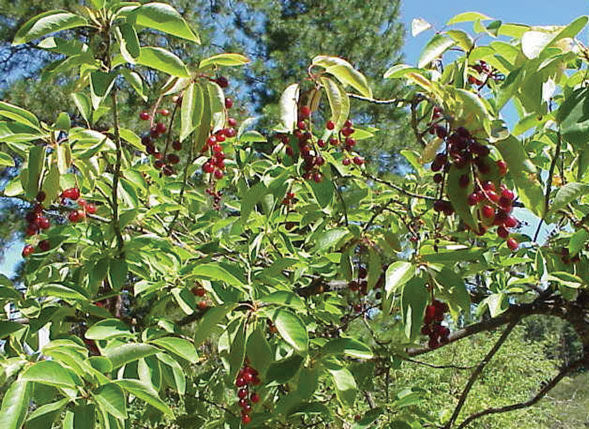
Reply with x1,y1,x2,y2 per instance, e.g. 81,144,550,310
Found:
212,144,223,154
139,111,150,121
225,128,236,138
482,181,495,192
227,117,237,127
486,191,500,203
330,138,339,146
62,187,80,200
163,166,174,176
501,189,514,200
299,106,311,119
238,388,248,399
326,120,335,130
497,160,507,176
198,301,208,310
206,136,217,146
36,191,46,202
85,203,97,214
78,198,87,207
203,162,215,173
38,240,50,252
68,210,81,223
154,160,164,169
344,119,353,128
505,216,518,228
37,216,50,230
155,122,167,134
353,156,364,165
467,192,479,206
213,169,224,180
481,206,494,219
225,97,233,109
22,244,35,257
25,224,38,236
235,377,246,387
216,134,226,143
507,237,519,251
241,414,251,425
216,76,229,88
297,120,306,130
342,158,351,166
172,140,182,151
497,226,509,239
158,108,170,117
250,392,260,403
167,154,180,165
141,136,152,146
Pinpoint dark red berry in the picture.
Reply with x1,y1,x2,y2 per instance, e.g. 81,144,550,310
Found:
85,203,97,214
36,191,46,202
326,120,335,130
172,140,182,151
139,111,150,121
38,240,50,252
167,154,180,165
22,244,35,257
225,97,233,109
216,76,229,88
155,122,167,134
300,106,311,119
497,226,509,239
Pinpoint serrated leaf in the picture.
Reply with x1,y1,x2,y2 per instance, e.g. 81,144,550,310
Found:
446,164,477,230
105,343,159,369
115,379,173,416
401,277,429,340
313,56,372,98
447,11,493,25
550,183,589,215
86,319,132,340
93,383,127,420
321,338,372,359
0,380,30,429
21,361,76,388
194,304,234,346
150,337,198,363
180,83,204,142
270,308,308,353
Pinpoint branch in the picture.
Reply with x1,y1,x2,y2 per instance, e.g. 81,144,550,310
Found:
406,299,564,357
361,173,437,201
346,93,412,105
443,320,518,429
534,129,562,242
455,357,586,429
402,357,475,371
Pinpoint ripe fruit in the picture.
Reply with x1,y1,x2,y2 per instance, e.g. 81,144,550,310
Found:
214,169,224,180
241,414,251,425
326,120,335,130
216,76,229,88
497,226,509,239
504,216,518,228
497,160,507,176
68,210,81,223
172,140,182,151
225,97,233,109
353,156,364,165
38,240,50,252
192,287,206,297
22,244,35,257
198,301,208,310
155,122,167,134
507,237,519,251
481,206,494,219
342,158,351,166
37,216,50,230
85,203,97,214
62,187,80,200
167,154,180,165
228,117,238,127
158,108,170,116
299,105,311,119
36,191,46,202
139,111,150,121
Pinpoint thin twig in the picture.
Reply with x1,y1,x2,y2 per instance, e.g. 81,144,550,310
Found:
443,320,519,429
534,130,562,242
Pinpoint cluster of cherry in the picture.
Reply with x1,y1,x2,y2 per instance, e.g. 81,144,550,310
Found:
348,266,369,313
468,60,503,87
22,187,96,257
235,363,261,425
139,108,180,176
421,299,450,349
190,285,209,310
278,107,365,182
429,110,520,251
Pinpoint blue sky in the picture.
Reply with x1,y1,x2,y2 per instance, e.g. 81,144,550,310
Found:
401,0,588,64
1,1,585,277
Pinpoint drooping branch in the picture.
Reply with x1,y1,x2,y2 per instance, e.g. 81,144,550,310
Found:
443,320,519,429
534,129,562,242
455,356,587,429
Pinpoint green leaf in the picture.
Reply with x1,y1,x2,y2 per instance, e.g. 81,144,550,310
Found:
180,83,204,142
192,263,244,287
115,379,173,416
367,248,381,290
313,56,372,98
0,321,26,339
120,69,147,101
310,175,334,208
270,308,308,353
0,152,14,167
88,0,106,8
495,135,544,217
0,101,40,129
65,404,95,429
259,291,305,311
108,258,128,290
384,261,415,297
550,183,589,215
150,337,198,364
194,304,234,346
26,145,45,198
131,2,200,43
228,319,247,380
86,319,132,340
569,229,589,255
433,267,470,312
246,327,273,375
105,343,159,369
447,29,474,51
199,53,250,68
25,398,69,429
276,83,299,133
321,338,373,359
55,112,71,131
326,364,357,406
401,277,429,340
320,77,350,131
314,228,348,252
13,10,87,45
265,354,304,384
0,380,30,429
39,283,87,301
446,11,493,25
557,87,589,146
71,93,92,124
93,383,127,420
137,47,190,78
21,360,76,388
115,23,140,63
418,34,456,68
